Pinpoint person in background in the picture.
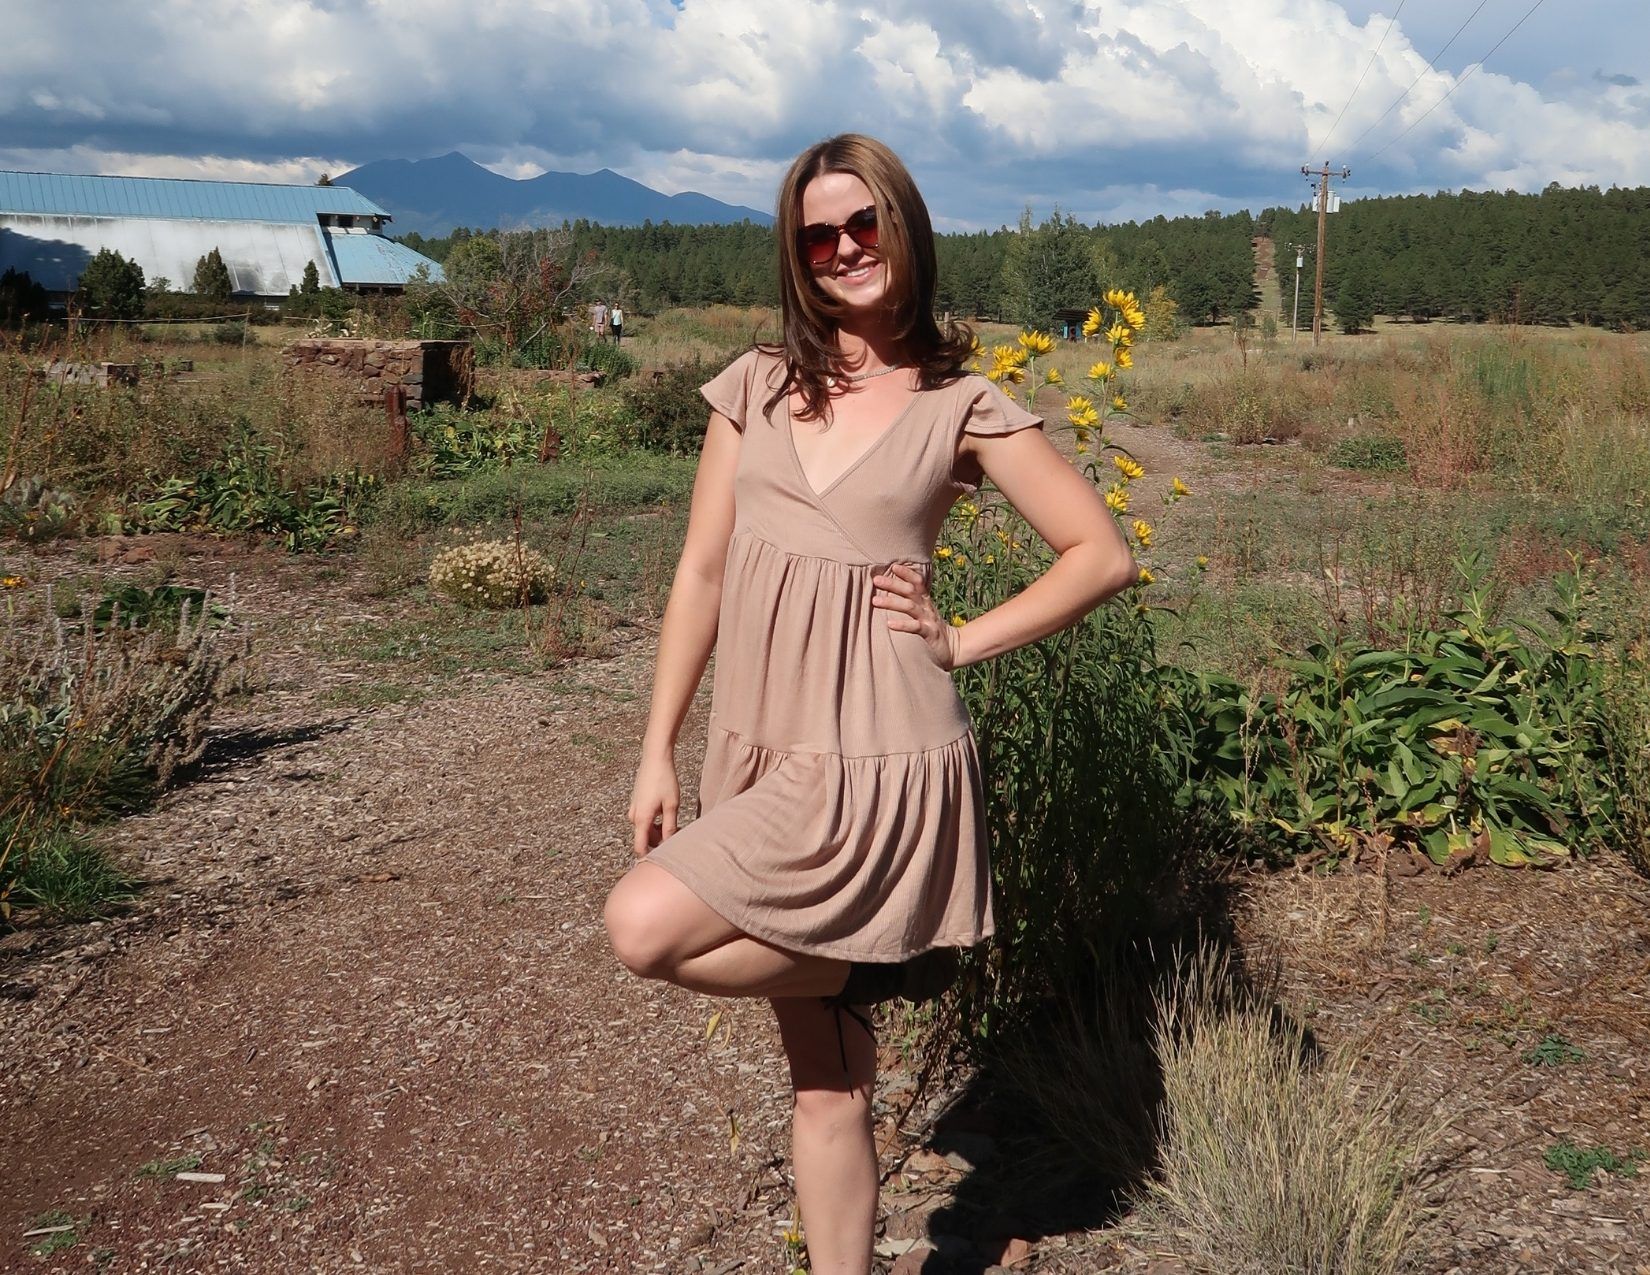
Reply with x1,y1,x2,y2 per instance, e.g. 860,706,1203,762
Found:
591,299,608,339
610,303,624,345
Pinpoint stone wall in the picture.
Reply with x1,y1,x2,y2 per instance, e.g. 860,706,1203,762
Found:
281,339,474,412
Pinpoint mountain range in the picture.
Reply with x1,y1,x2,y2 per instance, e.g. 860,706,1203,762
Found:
335,152,772,237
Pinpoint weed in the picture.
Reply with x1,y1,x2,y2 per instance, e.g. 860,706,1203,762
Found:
26,1209,85,1256
136,1151,203,1178
1523,1034,1586,1067
1543,1140,1641,1189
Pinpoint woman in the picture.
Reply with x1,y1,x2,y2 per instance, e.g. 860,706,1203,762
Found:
604,134,1136,1273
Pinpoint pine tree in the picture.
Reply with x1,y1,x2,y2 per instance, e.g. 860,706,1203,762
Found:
192,248,234,302
301,260,321,294
78,248,147,320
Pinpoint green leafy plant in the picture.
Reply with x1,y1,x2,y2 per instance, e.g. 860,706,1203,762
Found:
1523,1033,1586,1067
1171,554,1610,866
1543,1140,1641,1189
124,430,377,551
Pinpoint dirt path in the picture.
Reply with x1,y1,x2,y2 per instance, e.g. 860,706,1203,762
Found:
0,552,815,1272
4,528,1649,1273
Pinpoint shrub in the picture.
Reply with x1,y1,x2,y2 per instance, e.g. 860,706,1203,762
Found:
622,360,714,455
1,582,247,918
428,539,553,608
1173,556,1610,867
1,477,81,545
412,403,539,480
1329,433,1408,472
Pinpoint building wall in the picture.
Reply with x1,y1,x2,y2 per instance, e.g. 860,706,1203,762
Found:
0,213,338,297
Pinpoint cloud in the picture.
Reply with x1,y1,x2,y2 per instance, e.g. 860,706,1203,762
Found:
0,0,1646,228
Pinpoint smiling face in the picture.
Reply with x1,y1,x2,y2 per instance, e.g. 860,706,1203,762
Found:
799,172,891,316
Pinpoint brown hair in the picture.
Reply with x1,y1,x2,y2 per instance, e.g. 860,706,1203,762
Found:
762,134,972,422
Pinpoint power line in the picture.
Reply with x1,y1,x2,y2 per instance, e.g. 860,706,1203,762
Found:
1344,0,1492,158
1311,0,1407,161
1365,0,1547,162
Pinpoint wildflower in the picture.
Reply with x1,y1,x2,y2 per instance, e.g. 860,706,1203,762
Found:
1,575,26,588
1113,455,1145,481
1104,485,1130,513
1076,442,1090,454
1123,300,1147,330
935,545,953,559
954,554,969,567
987,344,1027,385
1082,308,1104,338
969,335,984,361
1106,321,1133,348
1018,330,1055,357
1103,287,1130,312
1171,476,1191,497
1196,555,1210,570
1137,566,1155,585
1112,394,1128,412
958,501,979,524
950,614,966,627
1114,347,1133,370
1044,366,1063,385
1131,519,1154,547
1088,360,1113,382
1066,395,1100,428
983,554,995,564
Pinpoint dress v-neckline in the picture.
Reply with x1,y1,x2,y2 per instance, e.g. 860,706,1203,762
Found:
785,391,922,500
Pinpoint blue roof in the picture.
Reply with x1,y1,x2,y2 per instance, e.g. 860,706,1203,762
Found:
0,171,389,224
325,230,444,286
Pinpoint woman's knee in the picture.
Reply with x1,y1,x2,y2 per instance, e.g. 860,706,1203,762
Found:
792,1081,872,1136
603,873,679,979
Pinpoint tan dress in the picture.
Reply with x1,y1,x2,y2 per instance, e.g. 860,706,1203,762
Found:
645,348,1042,962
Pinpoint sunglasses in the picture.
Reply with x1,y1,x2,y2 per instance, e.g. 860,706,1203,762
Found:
796,205,879,266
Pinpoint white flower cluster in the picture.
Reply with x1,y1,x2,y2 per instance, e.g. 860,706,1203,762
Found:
428,540,554,609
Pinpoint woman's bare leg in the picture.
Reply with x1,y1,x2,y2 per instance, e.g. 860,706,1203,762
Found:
771,995,878,1275
604,862,848,997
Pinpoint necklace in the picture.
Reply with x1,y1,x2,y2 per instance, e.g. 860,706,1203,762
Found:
827,362,905,388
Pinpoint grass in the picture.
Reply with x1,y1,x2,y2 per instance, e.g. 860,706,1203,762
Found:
136,1151,203,1178
7,822,137,921
1126,945,1435,1275
26,1209,87,1257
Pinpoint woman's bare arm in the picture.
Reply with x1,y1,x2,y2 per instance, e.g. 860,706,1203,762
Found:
948,429,1137,667
627,410,740,853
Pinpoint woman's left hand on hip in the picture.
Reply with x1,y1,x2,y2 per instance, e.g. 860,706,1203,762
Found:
871,562,958,670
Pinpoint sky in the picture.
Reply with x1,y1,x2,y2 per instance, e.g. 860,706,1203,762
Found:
2,0,1646,230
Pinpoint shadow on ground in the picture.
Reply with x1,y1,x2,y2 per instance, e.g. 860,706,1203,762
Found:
887,864,1304,1273
184,719,351,779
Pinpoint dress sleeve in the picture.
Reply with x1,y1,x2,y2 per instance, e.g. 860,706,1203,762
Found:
700,349,761,432
961,376,1044,437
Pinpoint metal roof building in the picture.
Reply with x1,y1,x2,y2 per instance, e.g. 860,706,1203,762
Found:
0,171,444,298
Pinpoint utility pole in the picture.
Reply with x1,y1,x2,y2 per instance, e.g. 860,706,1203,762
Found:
1301,163,1350,345
1291,242,1305,344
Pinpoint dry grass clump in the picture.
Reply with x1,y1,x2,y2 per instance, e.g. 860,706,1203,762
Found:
1128,945,1435,1275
